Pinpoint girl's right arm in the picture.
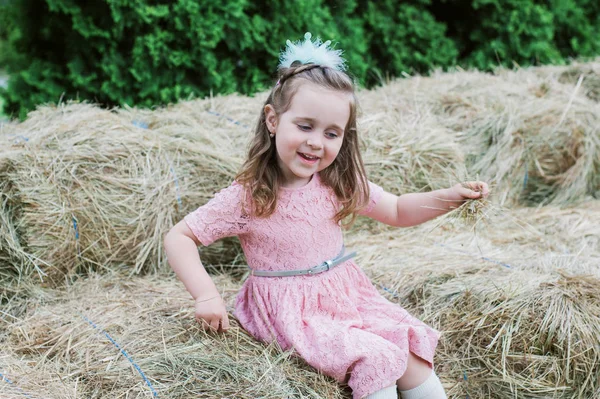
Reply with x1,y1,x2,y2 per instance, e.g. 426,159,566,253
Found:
164,220,230,332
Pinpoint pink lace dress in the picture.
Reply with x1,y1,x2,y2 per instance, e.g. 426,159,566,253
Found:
184,173,440,399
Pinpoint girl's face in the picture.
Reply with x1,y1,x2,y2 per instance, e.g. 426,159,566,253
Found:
265,83,352,188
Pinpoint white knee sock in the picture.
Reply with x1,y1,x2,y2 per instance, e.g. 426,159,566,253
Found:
364,384,398,399
399,372,447,399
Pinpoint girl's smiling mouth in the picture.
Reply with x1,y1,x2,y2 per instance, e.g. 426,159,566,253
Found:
298,152,320,163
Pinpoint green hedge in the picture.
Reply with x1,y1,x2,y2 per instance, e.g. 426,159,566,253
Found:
1,0,599,119
430,0,600,69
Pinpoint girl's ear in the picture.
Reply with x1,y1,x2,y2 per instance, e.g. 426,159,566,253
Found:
264,104,278,134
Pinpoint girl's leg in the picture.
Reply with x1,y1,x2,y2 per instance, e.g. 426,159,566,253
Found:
396,352,432,390
396,352,447,399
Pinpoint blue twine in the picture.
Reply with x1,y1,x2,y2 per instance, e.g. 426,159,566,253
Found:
169,165,183,207
479,255,512,268
72,216,79,240
6,134,30,144
164,155,182,207
132,120,149,129
379,284,400,298
80,314,159,397
523,167,529,190
206,110,250,129
0,371,34,399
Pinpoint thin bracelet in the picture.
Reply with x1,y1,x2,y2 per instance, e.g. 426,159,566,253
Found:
195,295,219,303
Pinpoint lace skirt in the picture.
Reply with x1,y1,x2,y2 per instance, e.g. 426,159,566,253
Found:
234,261,440,399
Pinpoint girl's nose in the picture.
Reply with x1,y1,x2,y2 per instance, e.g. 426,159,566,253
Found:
306,137,323,150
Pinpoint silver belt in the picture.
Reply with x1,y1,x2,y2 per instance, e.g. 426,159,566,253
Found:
249,246,356,277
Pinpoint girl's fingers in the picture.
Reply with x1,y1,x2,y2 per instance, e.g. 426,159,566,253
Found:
460,185,480,198
221,314,230,331
478,182,490,197
468,190,481,198
196,314,229,333
465,181,480,191
209,318,220,331
463,181,489,198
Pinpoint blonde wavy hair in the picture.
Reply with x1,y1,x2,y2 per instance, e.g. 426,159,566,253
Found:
236,63,370,227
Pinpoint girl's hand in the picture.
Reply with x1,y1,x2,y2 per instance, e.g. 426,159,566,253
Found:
451,181,490,200
194,294,230,333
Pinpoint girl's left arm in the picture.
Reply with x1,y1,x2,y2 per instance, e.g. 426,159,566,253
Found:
367,181,490,228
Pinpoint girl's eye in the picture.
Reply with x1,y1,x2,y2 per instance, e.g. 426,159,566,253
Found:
326,132,338,139
297,125,311,131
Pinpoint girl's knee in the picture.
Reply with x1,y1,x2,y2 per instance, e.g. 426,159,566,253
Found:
396,352,433,391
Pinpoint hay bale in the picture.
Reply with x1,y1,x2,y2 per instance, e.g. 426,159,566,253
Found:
1,273,347,398
478,201,600,257
418,270,600,398
374,63,600,205
348,199,600,398
0,100,255,286
554,61,600,102
435,67,599,206
358,86,465,193
0,152,38,297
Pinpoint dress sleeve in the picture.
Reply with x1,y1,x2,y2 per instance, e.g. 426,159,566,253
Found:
184,181,250,246
357,180,385,216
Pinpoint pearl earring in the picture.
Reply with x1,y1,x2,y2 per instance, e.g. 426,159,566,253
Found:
269,132,275,138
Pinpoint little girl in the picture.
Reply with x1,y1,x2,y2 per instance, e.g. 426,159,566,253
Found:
164,33,489,399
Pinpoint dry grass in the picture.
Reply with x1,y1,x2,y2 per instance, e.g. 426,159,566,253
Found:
394,62,599,206
1,200,598,398
347,200,600,398
1,273,347,398
0,102,252,288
